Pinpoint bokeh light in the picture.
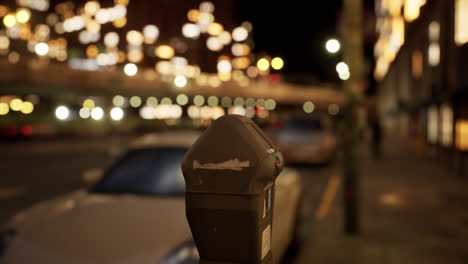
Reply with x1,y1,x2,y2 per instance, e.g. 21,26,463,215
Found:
326,38,341,53
194,95,205,106
113,95,125,107
303,101,315,113
110,107,124,121
271,57,284,70
257,58,270,72
55,105,70,120
174,75,188,88
124,63,138,76
20,101,34,114
0,102,9,115
176,94,189,105
130,96,142,108
91,107,104,120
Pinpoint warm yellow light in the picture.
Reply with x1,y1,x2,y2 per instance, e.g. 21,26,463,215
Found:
455,0,468,46
113,17,127,28
208,22,223,36
388,0,403,16
86,20,101,33
325,39,340,53
115,0,129,5
127,49,143,63
456,120,468,151
16,8,31,23
10,98,23,111
404,0,422,22
271,57,284,70
174,75,187,88
84,1,100,16
412,50,423,79
86,45,99,58
0,36,10,50
34,42,49,56
83,99,95,110
110,107,124,121
155,45,175,59
232,57,250,70
392,16,405,46
0,6,9,17
126,30,143,46
3,14,17,27
124,63,138,76
218,72,231,82
257,58,270,71
0,102,9,115
303,101,315,113
20,101,34,114
187,9,200,23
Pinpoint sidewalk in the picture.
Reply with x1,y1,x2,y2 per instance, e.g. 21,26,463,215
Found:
296,139,468,264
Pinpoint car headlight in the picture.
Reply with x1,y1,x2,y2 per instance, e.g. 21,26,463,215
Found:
160,240,199,264
0,229,16,256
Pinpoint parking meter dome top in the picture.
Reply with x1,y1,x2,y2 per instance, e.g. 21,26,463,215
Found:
182,114,283,195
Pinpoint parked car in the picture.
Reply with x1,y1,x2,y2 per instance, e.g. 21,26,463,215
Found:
275,115,336,164
0,131,302,264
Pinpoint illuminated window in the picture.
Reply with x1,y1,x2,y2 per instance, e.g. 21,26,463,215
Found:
427,105,438,144
412,50,423,79
428,43,440,66
455,120,468,151
455,0,468,45
440,104,453,147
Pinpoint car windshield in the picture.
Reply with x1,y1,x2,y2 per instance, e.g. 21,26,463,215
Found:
284,118,323,131
93,147,187,196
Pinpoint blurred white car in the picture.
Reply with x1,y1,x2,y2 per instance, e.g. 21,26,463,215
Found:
0,131,302,264
275,115,336,164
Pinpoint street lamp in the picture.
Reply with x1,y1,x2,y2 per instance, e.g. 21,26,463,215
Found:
326,38,341,54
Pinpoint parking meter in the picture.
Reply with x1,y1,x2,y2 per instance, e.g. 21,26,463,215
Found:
182,115,283,264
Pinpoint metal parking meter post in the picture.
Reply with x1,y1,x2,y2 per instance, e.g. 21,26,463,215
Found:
182,115,283,264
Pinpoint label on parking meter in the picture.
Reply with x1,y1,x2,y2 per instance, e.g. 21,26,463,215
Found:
261,224,271,260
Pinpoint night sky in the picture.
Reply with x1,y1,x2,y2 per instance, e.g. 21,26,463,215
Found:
237,1,343,84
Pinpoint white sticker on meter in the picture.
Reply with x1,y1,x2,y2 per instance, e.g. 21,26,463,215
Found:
261,224,271,260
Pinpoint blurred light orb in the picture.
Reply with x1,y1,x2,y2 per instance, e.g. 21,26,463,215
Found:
20,101,34,114
271,57,284,70
336,62,349,75
155,45,175,59
9,98,23,111
338,71,350,81
146,96,158,107
182,23,200,39
83,99,95,110
129,96,142,108
200,1,215,13
91,107,104,120
176,94,189,105
265,99,277,110
221,97,232,108
126,30,144,46
3,14,16,28
174,75,188,88
303,101,315,113
8,51,20,64
55,106,70,120
46,13,59,26
104,32,119,47
110,107,124,121
231,105,246,116
328,104,340,115
160,97,172,105
113,17,127,28
0,102,9,115
112,95,125,107
187,105,201,119
234,97,245,106
217,59,232,74
143,24,159,43
247,66,259,78
34,42,49,56
187,9,200,23
0,35,10,49
206,36,223,51
84,1,100,16
218,31,232,45
127,49,144,63
194,95,205,106
241,21,253,32
79,107,90,119
257,58,270,71
16,8,31,23
171,56,188,68
326,39,340,53
124,63,138,76
156,61,173,75
232,27,248,42
207,96,219,106
231,43,250,57
245,98,255,107
208,22,223,36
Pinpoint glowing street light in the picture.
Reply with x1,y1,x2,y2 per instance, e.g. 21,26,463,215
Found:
124,63,138,76
257,58,270,72
326,38,341,53
55,106,70,120
271,57,284,70
110,107,124,121
91,107,104,120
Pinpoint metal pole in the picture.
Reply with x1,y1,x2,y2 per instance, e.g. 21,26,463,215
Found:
341,0,365,235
